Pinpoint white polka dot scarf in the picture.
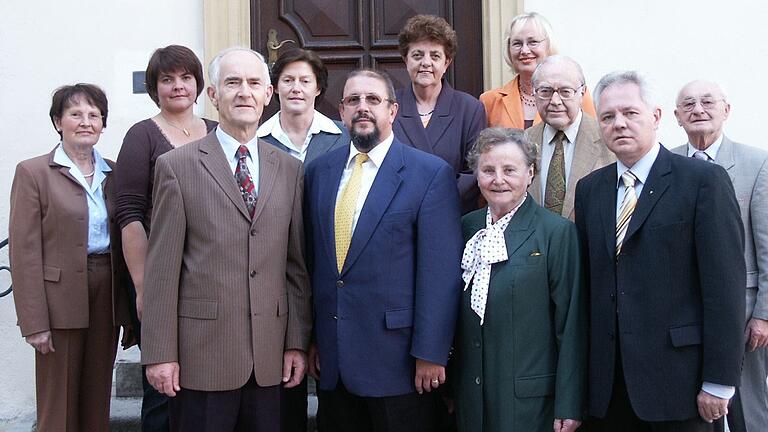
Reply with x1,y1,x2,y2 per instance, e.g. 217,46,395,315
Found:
461,195,526,325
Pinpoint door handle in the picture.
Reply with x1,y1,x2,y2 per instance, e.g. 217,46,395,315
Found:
267,29,296,66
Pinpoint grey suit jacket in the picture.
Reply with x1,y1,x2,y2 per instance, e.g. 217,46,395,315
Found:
526,115,615,221
672,136,768,319
141,132,311,391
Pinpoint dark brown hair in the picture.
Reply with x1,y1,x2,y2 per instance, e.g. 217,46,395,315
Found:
398,14,458,60
49,83,108,138
344,69,397,103
145,45,205,106
271,48,329,100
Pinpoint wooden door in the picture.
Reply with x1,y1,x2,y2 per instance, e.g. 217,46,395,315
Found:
252,0,484,120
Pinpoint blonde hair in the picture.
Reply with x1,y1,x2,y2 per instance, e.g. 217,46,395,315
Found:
503,12,557,72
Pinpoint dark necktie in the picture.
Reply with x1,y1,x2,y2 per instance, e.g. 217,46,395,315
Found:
234,145,257,218
544,130,566,214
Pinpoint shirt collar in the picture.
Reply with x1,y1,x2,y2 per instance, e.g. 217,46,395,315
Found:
616,142,660,188
543,110,583,145
53,144,111,191
686,134,723,160
345,132,394,169
217,126,259,159
257,110,341,139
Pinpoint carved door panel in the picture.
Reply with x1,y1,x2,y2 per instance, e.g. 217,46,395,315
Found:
252,0,483,120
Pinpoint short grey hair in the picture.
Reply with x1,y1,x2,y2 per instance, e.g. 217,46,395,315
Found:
208,47,271,88
531,55,586,88
593,70,657,113
467,128,538,176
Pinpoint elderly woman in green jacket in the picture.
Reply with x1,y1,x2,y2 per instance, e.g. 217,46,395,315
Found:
455,127,586,432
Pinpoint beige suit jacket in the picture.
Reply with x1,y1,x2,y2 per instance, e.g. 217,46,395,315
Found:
9,147,131,336
140,132,311,391
526,115,615,220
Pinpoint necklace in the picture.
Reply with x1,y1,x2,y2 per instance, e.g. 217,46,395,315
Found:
519,80,536,107
82,169,95,178
418,109,435,117
160,113,193,137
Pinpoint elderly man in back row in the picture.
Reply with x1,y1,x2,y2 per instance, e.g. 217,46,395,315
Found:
525,55,614,220
141,47,311,432
576,70,745,431
672,80,768,432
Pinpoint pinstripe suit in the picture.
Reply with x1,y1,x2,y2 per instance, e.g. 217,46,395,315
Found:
140,131,311,391
526,115,615,221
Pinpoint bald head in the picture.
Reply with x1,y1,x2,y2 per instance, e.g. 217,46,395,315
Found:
674,80,730,149
532,55,586,129
532,55,585,87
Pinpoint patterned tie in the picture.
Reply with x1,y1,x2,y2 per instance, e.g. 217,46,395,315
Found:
693,150,711,162
334,153,369,273
544,131,566,214
234,145,257,218
616,170,638,256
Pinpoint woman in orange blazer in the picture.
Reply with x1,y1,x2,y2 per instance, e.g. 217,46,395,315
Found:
9,84,132,432
480,12,595,129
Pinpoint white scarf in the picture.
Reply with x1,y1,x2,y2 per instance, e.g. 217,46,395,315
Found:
461,195,527,325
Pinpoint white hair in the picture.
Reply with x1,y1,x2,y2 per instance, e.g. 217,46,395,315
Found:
208,47,271,88
531,55,586,87
593,70,658,112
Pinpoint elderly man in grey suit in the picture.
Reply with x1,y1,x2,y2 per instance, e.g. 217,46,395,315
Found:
141,47,311,432
672,80,768,432
525,55,614,221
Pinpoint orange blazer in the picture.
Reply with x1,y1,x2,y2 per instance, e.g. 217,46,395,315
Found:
480,75,597,129
9,146,131,337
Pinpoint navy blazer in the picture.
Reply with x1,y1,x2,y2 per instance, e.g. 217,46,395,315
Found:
574,146,745,421
393,82,486,214
304,139,463,397
260,118,349,165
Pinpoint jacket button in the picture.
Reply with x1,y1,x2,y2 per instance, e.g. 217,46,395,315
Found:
250,270,257,277
474,340,481,348
475,377,481,385
336,280,344,288
332,315,338,320
250,229,257,236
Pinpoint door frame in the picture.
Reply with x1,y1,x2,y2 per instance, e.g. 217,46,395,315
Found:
202,0,523,118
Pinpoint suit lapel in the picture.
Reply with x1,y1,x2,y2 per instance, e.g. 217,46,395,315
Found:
251,140,279,224
199,134,251,221
423,82,456,151
396,87,433,153
47,147,83,188
500,77,541,126
526,123,545,203
624,147,672,242
564,118,601,219
501,197,537,259
714,136,736,182
318,148,349,275
599,167,619,258
341,142,404,274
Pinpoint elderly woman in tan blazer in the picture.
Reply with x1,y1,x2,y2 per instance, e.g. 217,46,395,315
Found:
9,83,132,432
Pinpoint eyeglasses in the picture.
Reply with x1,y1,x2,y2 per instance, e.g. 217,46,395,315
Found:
676,97,724,112
341,94,393,107
66,112,104,123
509,38,546,51
534,85,584,100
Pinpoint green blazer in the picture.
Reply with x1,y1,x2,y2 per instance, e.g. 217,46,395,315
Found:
455,197,587,432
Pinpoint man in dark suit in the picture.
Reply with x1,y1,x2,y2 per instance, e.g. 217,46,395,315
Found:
525,55,614,221
671,80,768,432
304,69,463,432
575,71,745,431
141,47,311,432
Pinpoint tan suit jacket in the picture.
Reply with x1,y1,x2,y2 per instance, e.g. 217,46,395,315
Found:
526,115,615,220
9,146,131,336
140,132,311,392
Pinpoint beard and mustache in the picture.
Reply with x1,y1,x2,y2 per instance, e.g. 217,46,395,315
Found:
349,112,381,152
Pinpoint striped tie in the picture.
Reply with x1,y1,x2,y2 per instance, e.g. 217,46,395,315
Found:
334,153,369,273
616,171,638,256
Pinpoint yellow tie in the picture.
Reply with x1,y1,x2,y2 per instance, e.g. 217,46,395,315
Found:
335,153,369,273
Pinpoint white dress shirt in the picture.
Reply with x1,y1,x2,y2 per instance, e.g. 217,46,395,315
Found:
335,133,394,234
257,110,342,162
217,127,260,195
686,134,723,161
615,141,734,400
53,144,111,254
539,110,583,198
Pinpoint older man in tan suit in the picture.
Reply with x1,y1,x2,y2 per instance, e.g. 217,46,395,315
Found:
525,55,614,220
141,47,311,432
